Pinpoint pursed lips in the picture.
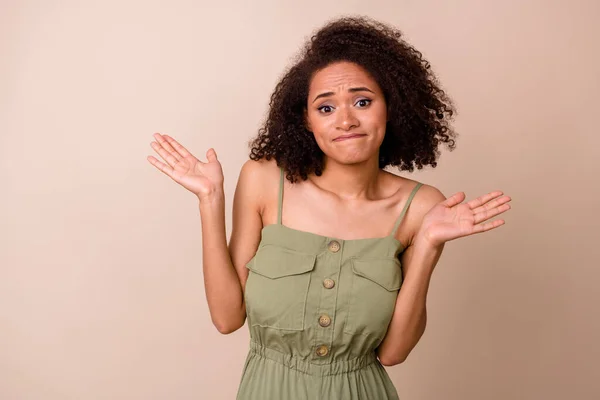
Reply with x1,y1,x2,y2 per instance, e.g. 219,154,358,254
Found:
333,133,367,142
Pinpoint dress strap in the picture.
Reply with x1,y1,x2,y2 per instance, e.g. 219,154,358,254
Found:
277,167,284,225
390,182,424,237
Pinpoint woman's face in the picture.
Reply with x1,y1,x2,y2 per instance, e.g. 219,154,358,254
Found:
305,61,387,167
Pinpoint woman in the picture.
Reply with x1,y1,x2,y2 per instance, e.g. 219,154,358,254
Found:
147,16,511,400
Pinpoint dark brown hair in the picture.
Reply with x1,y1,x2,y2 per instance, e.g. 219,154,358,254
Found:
249,16,458,183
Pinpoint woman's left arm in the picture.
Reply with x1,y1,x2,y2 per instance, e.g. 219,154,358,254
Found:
377,187,512,366
376,236,443,366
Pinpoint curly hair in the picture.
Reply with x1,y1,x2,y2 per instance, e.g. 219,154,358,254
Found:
249,16,458,183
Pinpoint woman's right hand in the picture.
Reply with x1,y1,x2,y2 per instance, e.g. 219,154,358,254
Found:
147,133,224,202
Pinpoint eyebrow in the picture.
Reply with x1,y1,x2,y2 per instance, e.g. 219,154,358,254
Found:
311,87,375,104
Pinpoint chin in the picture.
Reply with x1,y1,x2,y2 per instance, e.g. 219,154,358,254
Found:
333,154,375,166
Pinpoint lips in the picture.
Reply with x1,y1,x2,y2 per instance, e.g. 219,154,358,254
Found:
333,134,367,142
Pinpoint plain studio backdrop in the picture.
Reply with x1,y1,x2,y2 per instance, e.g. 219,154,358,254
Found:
1,0,599,399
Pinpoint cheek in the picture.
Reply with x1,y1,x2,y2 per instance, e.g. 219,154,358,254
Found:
368,111,388,142
308,113,332,133
307,117,334,148
366,105,388,127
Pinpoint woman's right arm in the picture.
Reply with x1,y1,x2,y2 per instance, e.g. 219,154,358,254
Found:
200,159,264,334
147,133,264,334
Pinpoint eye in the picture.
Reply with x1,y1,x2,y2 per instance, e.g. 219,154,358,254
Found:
317,105,334,114
355,99,372,108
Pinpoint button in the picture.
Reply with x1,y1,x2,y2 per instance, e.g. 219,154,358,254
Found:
318,315,331,327
315,344,329,357
328,240,341,253
323,278,335,289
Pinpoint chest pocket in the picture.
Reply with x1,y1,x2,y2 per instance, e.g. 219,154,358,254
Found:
344,257,403,339
245,245,316,331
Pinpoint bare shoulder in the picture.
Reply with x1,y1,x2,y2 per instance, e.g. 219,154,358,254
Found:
411,181,446,214
384,172,446,207
237,157,280,215
388,173,446,246
239,157,279,182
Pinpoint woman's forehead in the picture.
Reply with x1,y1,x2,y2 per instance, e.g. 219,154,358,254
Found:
309,62,381,96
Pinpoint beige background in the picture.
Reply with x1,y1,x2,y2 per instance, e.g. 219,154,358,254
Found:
1,0,599,399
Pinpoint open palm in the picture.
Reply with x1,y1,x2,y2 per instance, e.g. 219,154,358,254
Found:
419,191,512,247
147,133,223,199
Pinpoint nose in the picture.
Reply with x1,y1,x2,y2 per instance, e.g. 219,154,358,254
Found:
336,106,359,131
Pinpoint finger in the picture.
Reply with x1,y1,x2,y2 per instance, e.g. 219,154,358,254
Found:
206,148,218,163
163,134,194,159
472,218,505,234
472,195,512,215
441,192,466,208
147,155,174,178
153,133,182,162
466,191,504,210
473,203,511,225
150,141,179,167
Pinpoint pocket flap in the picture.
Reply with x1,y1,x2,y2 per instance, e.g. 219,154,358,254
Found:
247,245,316,279
351,258,402,291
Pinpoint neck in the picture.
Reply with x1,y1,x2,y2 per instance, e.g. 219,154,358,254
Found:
309,156,382,200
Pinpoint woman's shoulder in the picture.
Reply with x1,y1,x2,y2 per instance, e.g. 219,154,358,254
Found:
383,171,446,244
239,158,280,185
407,179,445,210
383,170,445,205
237,158,281,212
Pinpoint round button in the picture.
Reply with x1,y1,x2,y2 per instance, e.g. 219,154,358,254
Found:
318,315,331,327
315,344,329,357
323,278,335,289
328,240,341,253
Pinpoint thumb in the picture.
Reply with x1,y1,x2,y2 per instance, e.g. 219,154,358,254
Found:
206,148,218,163
442,191,466,208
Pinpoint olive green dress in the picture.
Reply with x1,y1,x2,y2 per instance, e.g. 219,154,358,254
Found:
237,167,423,400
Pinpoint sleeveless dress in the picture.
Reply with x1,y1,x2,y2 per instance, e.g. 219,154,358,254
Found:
237,167,423,400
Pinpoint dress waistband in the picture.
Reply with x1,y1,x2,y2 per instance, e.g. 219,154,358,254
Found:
248,341,379,377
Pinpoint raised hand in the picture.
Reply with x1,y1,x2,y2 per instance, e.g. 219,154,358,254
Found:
417,191,512,247
147,133,224,201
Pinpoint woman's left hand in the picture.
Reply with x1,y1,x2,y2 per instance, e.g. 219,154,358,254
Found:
416,191,512,248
